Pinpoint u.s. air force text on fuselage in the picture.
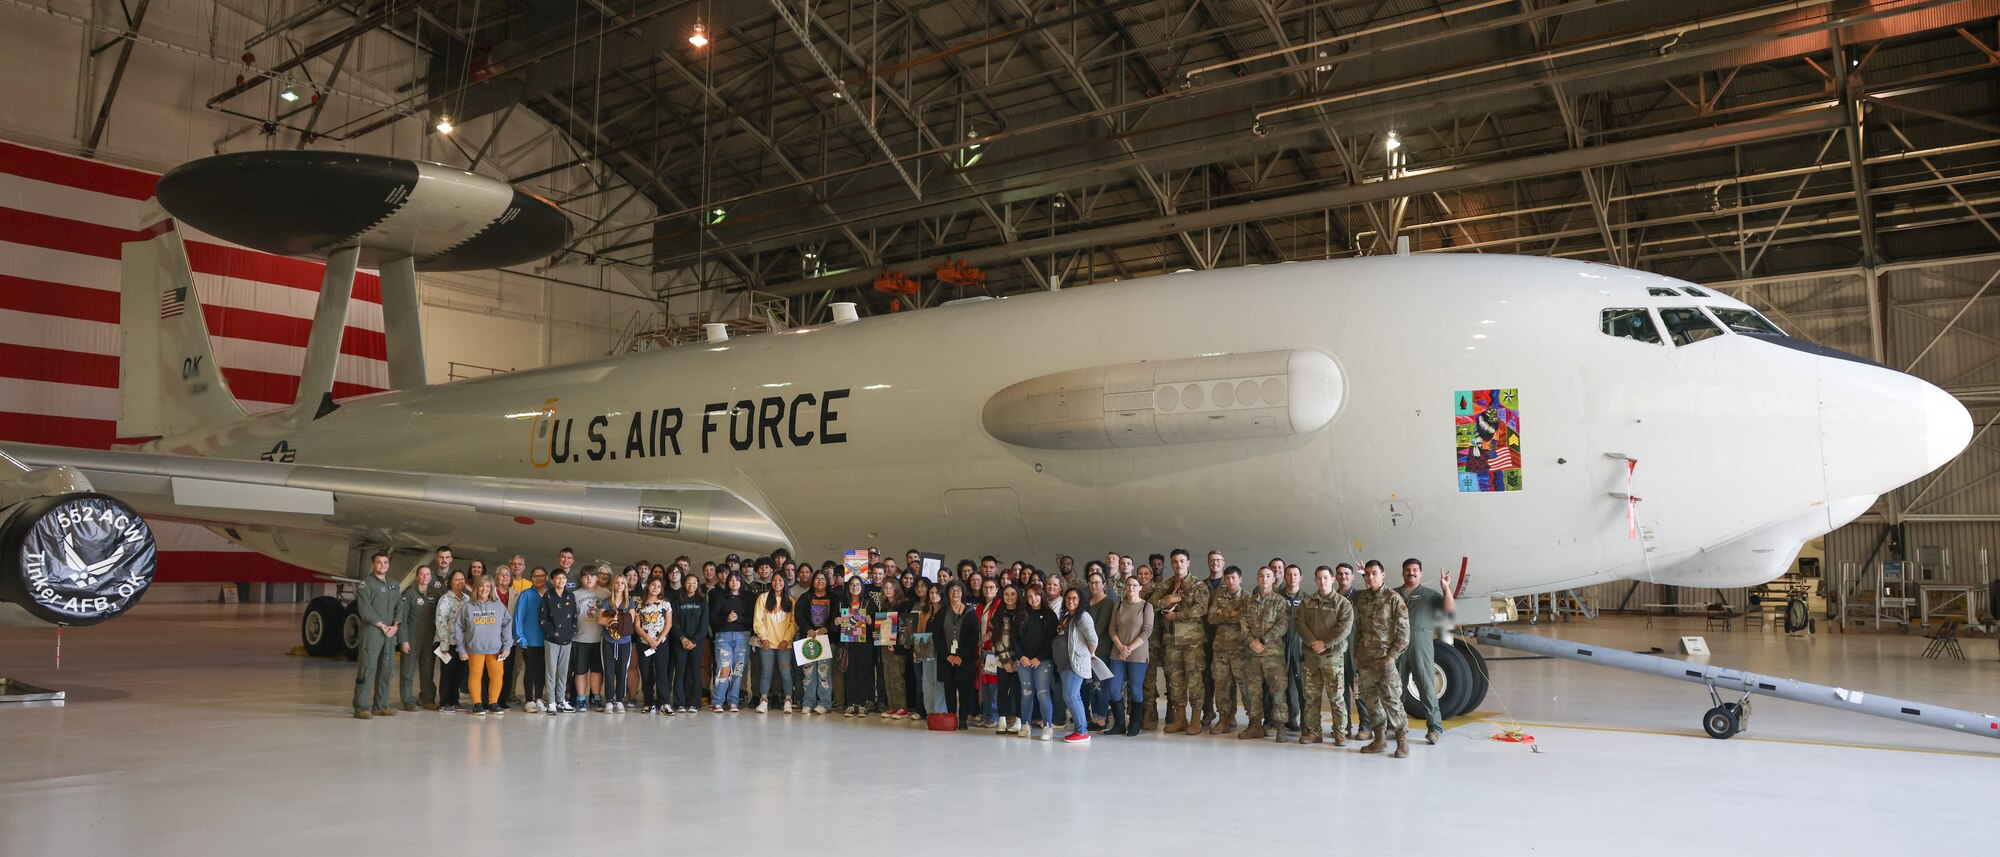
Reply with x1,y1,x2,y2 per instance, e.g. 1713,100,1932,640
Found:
536,389,851,466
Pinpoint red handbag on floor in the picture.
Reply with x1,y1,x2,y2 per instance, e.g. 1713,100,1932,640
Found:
927,712,957,731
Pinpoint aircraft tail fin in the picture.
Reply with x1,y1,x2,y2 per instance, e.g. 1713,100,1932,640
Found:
116,204,247,440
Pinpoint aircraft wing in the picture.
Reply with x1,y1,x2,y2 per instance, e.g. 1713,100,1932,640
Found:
0,443,788,573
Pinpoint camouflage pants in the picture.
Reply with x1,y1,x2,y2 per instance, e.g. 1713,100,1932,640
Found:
1355,655,1407,738
1300,651,1346,737
1164,639,1206,713
1145,631,1165,703
1209,645,1244,719
1247,650,1288,725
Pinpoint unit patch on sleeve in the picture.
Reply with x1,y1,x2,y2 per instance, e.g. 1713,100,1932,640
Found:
1455,388,1521,492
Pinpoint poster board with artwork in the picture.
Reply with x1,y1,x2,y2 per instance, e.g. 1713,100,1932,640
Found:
793,636,831,664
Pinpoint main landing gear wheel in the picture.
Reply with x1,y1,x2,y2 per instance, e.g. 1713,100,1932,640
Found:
1455,638,1490,713
339,602,362,660
301,596,345,657
1406,639,1480,720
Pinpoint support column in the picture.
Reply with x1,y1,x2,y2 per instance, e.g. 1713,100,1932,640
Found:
292,246,358,421
378,256,427,390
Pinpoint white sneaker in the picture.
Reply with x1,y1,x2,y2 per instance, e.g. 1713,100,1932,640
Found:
756,700,769,713
782,700,793,714
544,704,557,716
526,700,542,713
813,706,827,715
1038,728,1052,741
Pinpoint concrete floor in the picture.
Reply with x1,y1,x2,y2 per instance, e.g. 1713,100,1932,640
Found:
2,604,1995,856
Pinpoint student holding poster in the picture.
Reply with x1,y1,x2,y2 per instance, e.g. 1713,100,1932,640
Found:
796,570,837,715
837,576,878,717
876,579,911,719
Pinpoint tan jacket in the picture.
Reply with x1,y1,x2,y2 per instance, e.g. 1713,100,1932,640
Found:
753,595,797,649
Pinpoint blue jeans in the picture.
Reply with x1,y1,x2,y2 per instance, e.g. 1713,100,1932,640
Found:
802,659,832,709
1062,670,1089,735
756,644,793,701
1019,662,1053,725
980,680,998,722
1109,660,1147,703
920,658,945,713
1051,663,1069,726
714,632,749,705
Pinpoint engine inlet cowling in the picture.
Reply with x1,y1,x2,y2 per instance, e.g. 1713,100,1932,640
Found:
0,493,157,626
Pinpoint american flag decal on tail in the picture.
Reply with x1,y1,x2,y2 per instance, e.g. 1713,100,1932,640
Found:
159,287,186,318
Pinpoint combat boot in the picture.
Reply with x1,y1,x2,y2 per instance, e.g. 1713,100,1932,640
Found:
1332,730,1347,747
1207,716,1233,736
1426,728,1442,745
1236,717,1265,740
1301,731,1320,745
1164,706,1187,734
1359,732,1386,754
1275,722,1287,744
1392,733,1409,758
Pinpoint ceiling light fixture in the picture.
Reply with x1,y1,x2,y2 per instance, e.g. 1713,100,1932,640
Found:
1384,130,1401,151
689,22,709,48
435,114,454,134
279,85,301,103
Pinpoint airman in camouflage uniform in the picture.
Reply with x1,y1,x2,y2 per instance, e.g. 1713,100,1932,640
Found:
1295,566,1354,745
1351,560,1411,758
1236,566,1290,742
1204,566,1250,735
1148,549,1210,734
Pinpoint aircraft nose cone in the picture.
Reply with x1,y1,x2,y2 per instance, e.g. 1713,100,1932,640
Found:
1820,356,1971,498
1920,380,1973,472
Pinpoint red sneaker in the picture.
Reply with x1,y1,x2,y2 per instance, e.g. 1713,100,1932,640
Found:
1063,732,1091,744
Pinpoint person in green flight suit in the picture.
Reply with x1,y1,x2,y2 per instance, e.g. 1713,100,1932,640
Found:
1393,557,1456,745
396,564,439,710
352,552,402,719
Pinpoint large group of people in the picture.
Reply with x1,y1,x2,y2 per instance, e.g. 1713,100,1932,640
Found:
349,545,1456,756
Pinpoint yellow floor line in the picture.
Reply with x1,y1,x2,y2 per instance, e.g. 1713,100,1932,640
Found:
1467,716,2000,758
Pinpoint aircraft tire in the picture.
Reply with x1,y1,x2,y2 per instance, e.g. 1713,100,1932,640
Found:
1783,598,1810,634
1454,638,1490,714
1407,639,1475,720
300,596,344,657
1703,705,1741,739
338,602,362,661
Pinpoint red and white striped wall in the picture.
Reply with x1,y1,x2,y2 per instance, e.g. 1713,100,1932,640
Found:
1,140,390,583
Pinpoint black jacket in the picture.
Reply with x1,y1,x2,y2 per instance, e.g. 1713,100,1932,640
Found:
710,590,755,634
929,605,982,663
1014,606,1057,663
539,587,579,644
671,593,711,646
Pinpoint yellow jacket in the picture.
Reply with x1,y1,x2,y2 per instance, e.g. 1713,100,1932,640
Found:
753,595,797,648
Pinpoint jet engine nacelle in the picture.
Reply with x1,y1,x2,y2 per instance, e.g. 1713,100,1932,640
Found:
0,461,156,627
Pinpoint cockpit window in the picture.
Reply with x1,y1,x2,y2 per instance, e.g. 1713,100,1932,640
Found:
1658,307,1726,346
1601,308,1663,345
1709,307,1782,335
1682,286,1711,297
1647,287,1681,297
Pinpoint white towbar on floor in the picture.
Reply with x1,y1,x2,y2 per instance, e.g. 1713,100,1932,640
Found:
1471,628,2000,741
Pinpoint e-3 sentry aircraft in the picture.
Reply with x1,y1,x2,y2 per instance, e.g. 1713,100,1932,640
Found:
0,153,1972,718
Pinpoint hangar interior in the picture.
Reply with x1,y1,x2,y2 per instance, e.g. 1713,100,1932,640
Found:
5,0,1998,602
1,0,1997,852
